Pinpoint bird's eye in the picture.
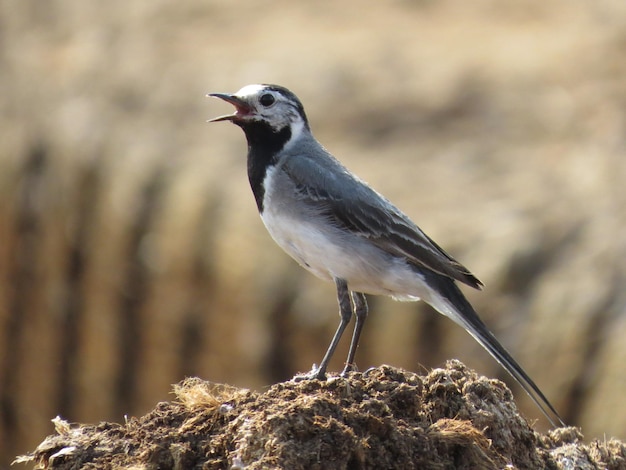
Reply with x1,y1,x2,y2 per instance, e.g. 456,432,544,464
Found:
259,93,275,107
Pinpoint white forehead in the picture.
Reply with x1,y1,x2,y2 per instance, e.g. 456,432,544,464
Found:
235,84,267,98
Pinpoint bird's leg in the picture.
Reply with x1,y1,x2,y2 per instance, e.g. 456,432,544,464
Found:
341,292,368,376
309,278,353,380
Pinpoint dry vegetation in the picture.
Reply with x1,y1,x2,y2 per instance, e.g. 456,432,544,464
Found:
16,363,626,469
2,0,626,467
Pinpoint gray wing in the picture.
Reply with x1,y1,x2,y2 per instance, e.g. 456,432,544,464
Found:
281,152,483,290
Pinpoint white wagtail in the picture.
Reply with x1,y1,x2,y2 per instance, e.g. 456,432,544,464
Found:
208,84,564,427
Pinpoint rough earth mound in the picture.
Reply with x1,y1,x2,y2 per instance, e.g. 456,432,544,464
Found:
17,361,626,470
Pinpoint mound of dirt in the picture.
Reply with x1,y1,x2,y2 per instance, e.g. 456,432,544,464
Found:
17,361,626,469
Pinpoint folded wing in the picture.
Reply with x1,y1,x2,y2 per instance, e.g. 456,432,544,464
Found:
282,153,483,290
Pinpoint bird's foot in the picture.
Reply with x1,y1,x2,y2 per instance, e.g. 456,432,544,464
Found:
292,364,327,382
340,362,358,377
362,366,378,376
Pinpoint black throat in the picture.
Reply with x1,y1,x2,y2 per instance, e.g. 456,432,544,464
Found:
239,120,292,213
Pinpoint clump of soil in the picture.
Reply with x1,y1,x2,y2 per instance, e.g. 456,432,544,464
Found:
17,361,626,469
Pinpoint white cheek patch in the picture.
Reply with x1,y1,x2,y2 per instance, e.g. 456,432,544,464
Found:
282,119,306,150
232,84,306,136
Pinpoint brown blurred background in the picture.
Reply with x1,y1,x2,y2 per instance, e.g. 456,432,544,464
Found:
2,0,626,466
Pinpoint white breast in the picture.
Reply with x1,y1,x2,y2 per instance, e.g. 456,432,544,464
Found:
260,187,335,281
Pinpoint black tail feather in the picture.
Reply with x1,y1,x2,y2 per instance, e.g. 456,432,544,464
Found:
423,271,565,427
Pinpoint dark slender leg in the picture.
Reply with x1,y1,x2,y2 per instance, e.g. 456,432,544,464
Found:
311,278,353,380
341,292,368,376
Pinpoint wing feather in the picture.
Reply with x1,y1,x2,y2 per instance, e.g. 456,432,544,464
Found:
282,154,483,290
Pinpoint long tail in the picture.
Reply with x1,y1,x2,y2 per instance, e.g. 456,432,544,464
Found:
421,270,565,428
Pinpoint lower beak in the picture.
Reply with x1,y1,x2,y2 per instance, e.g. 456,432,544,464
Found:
207,93,251,122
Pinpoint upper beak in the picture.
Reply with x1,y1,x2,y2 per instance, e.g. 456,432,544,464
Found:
207,93,252,122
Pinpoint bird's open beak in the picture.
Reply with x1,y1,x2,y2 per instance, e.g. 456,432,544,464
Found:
207,93,252,122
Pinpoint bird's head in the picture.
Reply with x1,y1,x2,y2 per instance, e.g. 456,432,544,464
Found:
208,84,309,133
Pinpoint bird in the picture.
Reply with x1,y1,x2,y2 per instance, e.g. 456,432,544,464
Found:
208,83,564,427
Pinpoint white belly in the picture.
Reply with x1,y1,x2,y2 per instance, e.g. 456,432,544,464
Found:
261,210,341,281
261,206,431,301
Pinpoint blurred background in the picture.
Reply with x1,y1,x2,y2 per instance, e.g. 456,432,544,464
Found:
2,0,626,466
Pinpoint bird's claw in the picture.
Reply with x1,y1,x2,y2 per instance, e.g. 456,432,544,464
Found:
292,364,326,382
340,363,357,377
